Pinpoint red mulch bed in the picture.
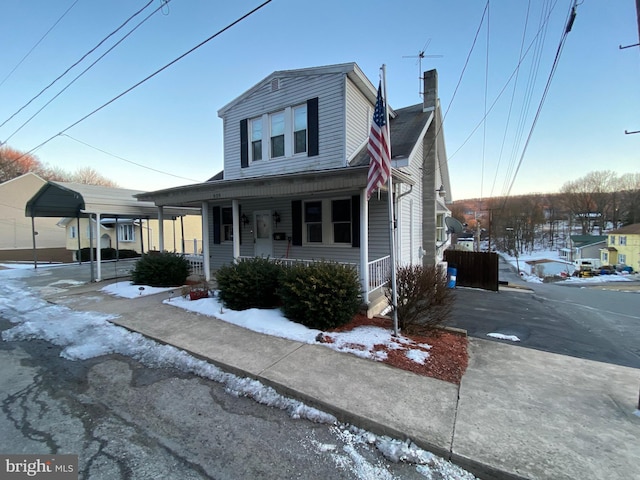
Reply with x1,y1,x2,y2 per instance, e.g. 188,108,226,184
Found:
327,314,468,384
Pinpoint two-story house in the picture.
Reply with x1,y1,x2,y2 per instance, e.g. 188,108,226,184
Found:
601,223,640,272
138,62,452,313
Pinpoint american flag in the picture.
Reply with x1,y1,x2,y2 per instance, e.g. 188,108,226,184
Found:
366,82,391,200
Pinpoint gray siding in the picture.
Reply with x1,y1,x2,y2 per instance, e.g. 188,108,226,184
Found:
345,78,371,161
397,140,424,266
221,72,347,180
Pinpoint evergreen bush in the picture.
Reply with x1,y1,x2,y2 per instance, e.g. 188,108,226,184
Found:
130,252,190,287
387,264,453,334
278,262,361,330
216,257,282,310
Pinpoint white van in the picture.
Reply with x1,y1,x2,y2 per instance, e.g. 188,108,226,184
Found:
573,258,602,276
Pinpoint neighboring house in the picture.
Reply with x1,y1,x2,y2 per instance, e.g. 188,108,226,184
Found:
26,181,200,280
0,173,68,262
600,223,640,272
559,235,607,262
138,62,452,314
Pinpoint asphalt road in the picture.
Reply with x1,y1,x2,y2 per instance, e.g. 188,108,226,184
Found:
449,259,640,368
0,319,432,480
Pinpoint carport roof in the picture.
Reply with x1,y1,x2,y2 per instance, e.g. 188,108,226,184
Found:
25,181,198,218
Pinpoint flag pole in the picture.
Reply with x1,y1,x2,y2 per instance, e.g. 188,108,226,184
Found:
382,64,399,336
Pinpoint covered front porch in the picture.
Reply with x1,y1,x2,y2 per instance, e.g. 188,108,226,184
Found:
140,167,413,312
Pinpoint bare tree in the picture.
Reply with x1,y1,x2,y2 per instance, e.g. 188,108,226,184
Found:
70,166,118,187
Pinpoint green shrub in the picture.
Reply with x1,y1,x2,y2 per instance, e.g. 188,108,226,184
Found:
130,252,190,287
387,264,453,334
278,262,361,330
216,257,282,310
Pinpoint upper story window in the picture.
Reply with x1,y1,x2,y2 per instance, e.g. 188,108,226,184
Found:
119,224,135,242
250,118,262,161
240,98,318,168
270,111,285,158
610,235,615,245
619,235,627,246
293,104,307,154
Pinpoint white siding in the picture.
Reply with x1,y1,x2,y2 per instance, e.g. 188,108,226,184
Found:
345,78,371,161
221,72,347,180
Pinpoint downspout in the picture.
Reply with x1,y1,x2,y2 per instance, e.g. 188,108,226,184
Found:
115,216,120,261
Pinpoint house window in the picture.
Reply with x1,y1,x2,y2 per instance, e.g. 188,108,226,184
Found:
250,118,262,161
610,235,615,245
619,254,627,265
619,236,627,246
293,104,307,154
602,252,608,262
436,214,446,242
270,111,285,158
69,225,77,239
119,224,135,242
222,207,233,242
304,201,323,243
331,199,351,244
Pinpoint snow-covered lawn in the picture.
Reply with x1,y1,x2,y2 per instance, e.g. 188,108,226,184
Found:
0,268,475,479
101,281,435,365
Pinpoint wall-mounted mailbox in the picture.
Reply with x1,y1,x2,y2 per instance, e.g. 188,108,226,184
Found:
273,232,286,241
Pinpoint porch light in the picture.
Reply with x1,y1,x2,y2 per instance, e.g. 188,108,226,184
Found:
241,214,250,226
273,211,281,225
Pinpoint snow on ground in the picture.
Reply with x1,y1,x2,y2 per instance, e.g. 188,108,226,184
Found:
487,333,521,342
101,281,176,298
0,267,475,479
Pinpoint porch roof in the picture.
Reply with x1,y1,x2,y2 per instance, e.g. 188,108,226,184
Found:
136,166,414,208
25,181,198,218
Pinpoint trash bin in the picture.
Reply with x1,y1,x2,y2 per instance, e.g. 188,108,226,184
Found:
447,265,457,288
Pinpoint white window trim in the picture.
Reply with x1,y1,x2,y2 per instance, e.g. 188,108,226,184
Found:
69,225,77,239
118,224,135,242
249,117,263,162
619,235,627,246
248,104,308,164
222,207,233,242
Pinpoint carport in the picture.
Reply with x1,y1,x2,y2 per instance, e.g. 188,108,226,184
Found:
25,181,199,281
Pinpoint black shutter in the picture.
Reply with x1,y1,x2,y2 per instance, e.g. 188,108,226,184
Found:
240,119,249,168
351,195,360,248
212,206,221,245
307,97,319,157
292,200,302,246
238,205,242,246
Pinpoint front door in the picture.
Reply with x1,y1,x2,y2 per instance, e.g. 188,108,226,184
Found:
254,211,273,258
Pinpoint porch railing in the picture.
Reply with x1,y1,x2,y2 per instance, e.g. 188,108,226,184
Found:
368,255,391,293
184,254,204,276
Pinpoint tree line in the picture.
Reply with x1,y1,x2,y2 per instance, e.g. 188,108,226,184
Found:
451,170,640,255
0,144,116,186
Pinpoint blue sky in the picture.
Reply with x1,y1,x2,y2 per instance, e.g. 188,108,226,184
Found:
1,0,638,200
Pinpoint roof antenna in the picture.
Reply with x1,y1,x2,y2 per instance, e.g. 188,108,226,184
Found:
402,39,443,98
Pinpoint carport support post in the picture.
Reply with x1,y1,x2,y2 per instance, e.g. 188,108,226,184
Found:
89,216,95,282
96,212,102,281
157,206,165,252
76,217,81,264
180,216,185,254
360,188,369,305
31,215,38,269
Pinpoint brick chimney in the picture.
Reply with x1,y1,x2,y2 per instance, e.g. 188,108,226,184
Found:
423,69,438,112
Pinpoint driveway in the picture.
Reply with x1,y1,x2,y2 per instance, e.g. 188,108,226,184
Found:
449,259,640,368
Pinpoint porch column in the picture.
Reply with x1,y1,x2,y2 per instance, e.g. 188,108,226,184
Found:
201,201,211,281
360,188,369,304
31,215,38,269
157,206,165,252
76,217,81,264
232,199,240,260
95,212,102,281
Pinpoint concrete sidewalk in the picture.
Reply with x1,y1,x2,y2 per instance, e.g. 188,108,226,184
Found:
47,280,640,480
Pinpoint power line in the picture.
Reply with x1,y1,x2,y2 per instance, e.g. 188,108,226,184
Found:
502,0,579,207
1,0,167,145
0,0,81,88
0,0,155,131
17,0,273,161
61,134,201,183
